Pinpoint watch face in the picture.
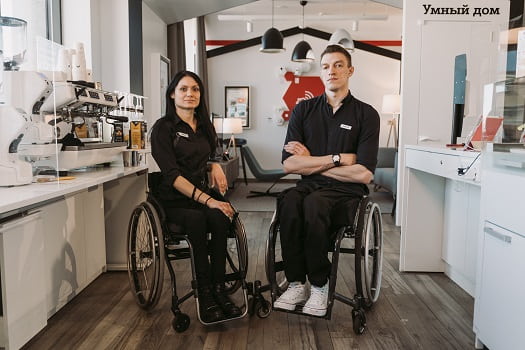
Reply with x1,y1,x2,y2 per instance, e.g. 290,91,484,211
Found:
333,154,341,163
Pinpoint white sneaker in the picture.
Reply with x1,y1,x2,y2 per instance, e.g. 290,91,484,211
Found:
273,282,308,311
302,280,329,316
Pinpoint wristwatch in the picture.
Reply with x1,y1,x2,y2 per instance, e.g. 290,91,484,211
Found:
332,154,341,167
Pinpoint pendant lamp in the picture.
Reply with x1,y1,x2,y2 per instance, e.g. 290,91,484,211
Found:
260,0,285,53
329,28,355,52
291,1,315,62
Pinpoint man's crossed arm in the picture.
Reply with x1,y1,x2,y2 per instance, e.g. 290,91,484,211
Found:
283,141,373,184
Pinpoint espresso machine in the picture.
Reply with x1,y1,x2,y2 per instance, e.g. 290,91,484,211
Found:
0,17,55,186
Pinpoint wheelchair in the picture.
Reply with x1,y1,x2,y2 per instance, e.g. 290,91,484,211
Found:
126,173,270,332
265,194,383,334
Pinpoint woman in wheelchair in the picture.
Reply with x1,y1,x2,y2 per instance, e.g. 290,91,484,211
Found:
150,70,241,323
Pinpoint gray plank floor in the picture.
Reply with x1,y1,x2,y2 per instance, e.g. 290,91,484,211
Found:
23,212,475,350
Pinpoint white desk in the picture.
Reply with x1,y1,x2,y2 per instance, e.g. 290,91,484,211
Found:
401,145,481,295
0,165,147,350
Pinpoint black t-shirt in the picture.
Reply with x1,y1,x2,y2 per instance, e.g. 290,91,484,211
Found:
282,92,380,189
151,114,214,202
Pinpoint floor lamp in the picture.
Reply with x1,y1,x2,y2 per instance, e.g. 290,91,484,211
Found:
381,94,401,148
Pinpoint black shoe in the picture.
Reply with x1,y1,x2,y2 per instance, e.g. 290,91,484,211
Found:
214,283,242,317
198,286,224,323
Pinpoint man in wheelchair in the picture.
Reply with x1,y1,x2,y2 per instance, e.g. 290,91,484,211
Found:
150,70,241,323
274,45,380,317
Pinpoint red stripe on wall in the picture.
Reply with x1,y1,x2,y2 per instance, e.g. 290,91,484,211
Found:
360,40,402,46
206,40,242,46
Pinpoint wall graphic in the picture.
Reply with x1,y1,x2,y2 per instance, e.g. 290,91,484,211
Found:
281,71,324,121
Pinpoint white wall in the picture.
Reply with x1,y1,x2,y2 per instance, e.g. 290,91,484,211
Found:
206,24,401,177
397,0,510,223
142,2,168,125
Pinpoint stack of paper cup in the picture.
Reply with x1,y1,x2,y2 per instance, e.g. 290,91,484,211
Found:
56,48,72,81
71,42,87,81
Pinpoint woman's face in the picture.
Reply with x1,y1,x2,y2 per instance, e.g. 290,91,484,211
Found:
171,75,201,111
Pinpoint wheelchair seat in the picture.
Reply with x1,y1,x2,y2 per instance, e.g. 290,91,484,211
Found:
265,194,383,335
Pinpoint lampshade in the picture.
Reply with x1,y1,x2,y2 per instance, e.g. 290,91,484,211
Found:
328,28,355,52
214,117,243,134
381,94,401,114
292,40,315,62
260,27,285,53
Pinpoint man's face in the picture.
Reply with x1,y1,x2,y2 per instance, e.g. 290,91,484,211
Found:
320,52,354,92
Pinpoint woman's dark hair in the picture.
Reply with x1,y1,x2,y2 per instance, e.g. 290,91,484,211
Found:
164,70,217,155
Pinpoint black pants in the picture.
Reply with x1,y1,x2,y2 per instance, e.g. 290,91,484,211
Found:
163,202,231,288
277,181,362,287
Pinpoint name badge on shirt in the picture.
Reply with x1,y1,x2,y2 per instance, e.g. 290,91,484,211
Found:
340,124,352,131
176,132,189,138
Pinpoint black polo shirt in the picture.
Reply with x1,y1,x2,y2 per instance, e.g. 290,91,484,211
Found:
282,92,380,185
151,114,213,202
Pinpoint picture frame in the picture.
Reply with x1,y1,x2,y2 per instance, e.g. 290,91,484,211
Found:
225,86,250,128
159,55,170,116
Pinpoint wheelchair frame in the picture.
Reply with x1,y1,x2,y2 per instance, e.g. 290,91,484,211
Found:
126,181,271,333
264,195,383,334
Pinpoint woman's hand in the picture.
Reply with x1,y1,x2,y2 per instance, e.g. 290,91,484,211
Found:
209,163,228,195
206,198,235,219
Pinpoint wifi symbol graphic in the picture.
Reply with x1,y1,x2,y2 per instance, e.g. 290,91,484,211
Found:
304,91,314,99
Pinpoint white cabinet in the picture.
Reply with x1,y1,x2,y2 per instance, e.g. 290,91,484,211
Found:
103,171,147,270
0,212,47,350
41,186,105,316
475,222,525,350
474,148,525,349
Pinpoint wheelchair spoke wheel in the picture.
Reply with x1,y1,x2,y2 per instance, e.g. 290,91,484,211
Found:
360,202,383,308
266,221,288,299
223,215,249,294
127,201,165,309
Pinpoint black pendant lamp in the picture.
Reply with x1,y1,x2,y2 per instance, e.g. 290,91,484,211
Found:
260,0,285,53
291,1,315,62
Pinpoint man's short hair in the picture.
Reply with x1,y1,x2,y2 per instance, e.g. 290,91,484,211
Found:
320,44,352,67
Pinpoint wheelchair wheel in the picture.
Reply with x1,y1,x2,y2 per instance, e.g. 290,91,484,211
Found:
360,201,383,308
223,215,248,294
127,201,165,310
265,218,288,298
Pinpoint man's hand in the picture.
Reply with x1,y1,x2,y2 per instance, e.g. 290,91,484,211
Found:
284,141,311,156
209,163,228,195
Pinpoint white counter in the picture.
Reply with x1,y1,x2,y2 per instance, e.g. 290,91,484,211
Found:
0,165,148,219
0,164,148,350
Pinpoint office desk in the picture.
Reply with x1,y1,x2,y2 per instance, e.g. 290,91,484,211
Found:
402,145,481,295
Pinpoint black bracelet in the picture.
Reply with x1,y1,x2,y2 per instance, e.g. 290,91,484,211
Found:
204,196,212,206
196,191,204,202
191,186,197,200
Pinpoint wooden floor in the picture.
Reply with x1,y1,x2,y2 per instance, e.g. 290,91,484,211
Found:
23,213,475,350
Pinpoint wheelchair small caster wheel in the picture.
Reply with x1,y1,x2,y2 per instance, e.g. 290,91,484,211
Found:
352,309,366,335
173,313,190,333
256,299,272,319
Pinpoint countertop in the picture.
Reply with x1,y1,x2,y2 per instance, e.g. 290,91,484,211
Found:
0,165,148,219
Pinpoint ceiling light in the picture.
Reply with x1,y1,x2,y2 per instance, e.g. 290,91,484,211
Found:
291,1,315,62
329,28,355,52
260,0,285,53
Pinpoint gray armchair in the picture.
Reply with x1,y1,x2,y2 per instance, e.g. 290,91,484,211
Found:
373,147,398,215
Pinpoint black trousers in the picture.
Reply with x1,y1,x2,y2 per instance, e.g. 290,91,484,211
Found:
277,181,362,287
163,201,231,288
